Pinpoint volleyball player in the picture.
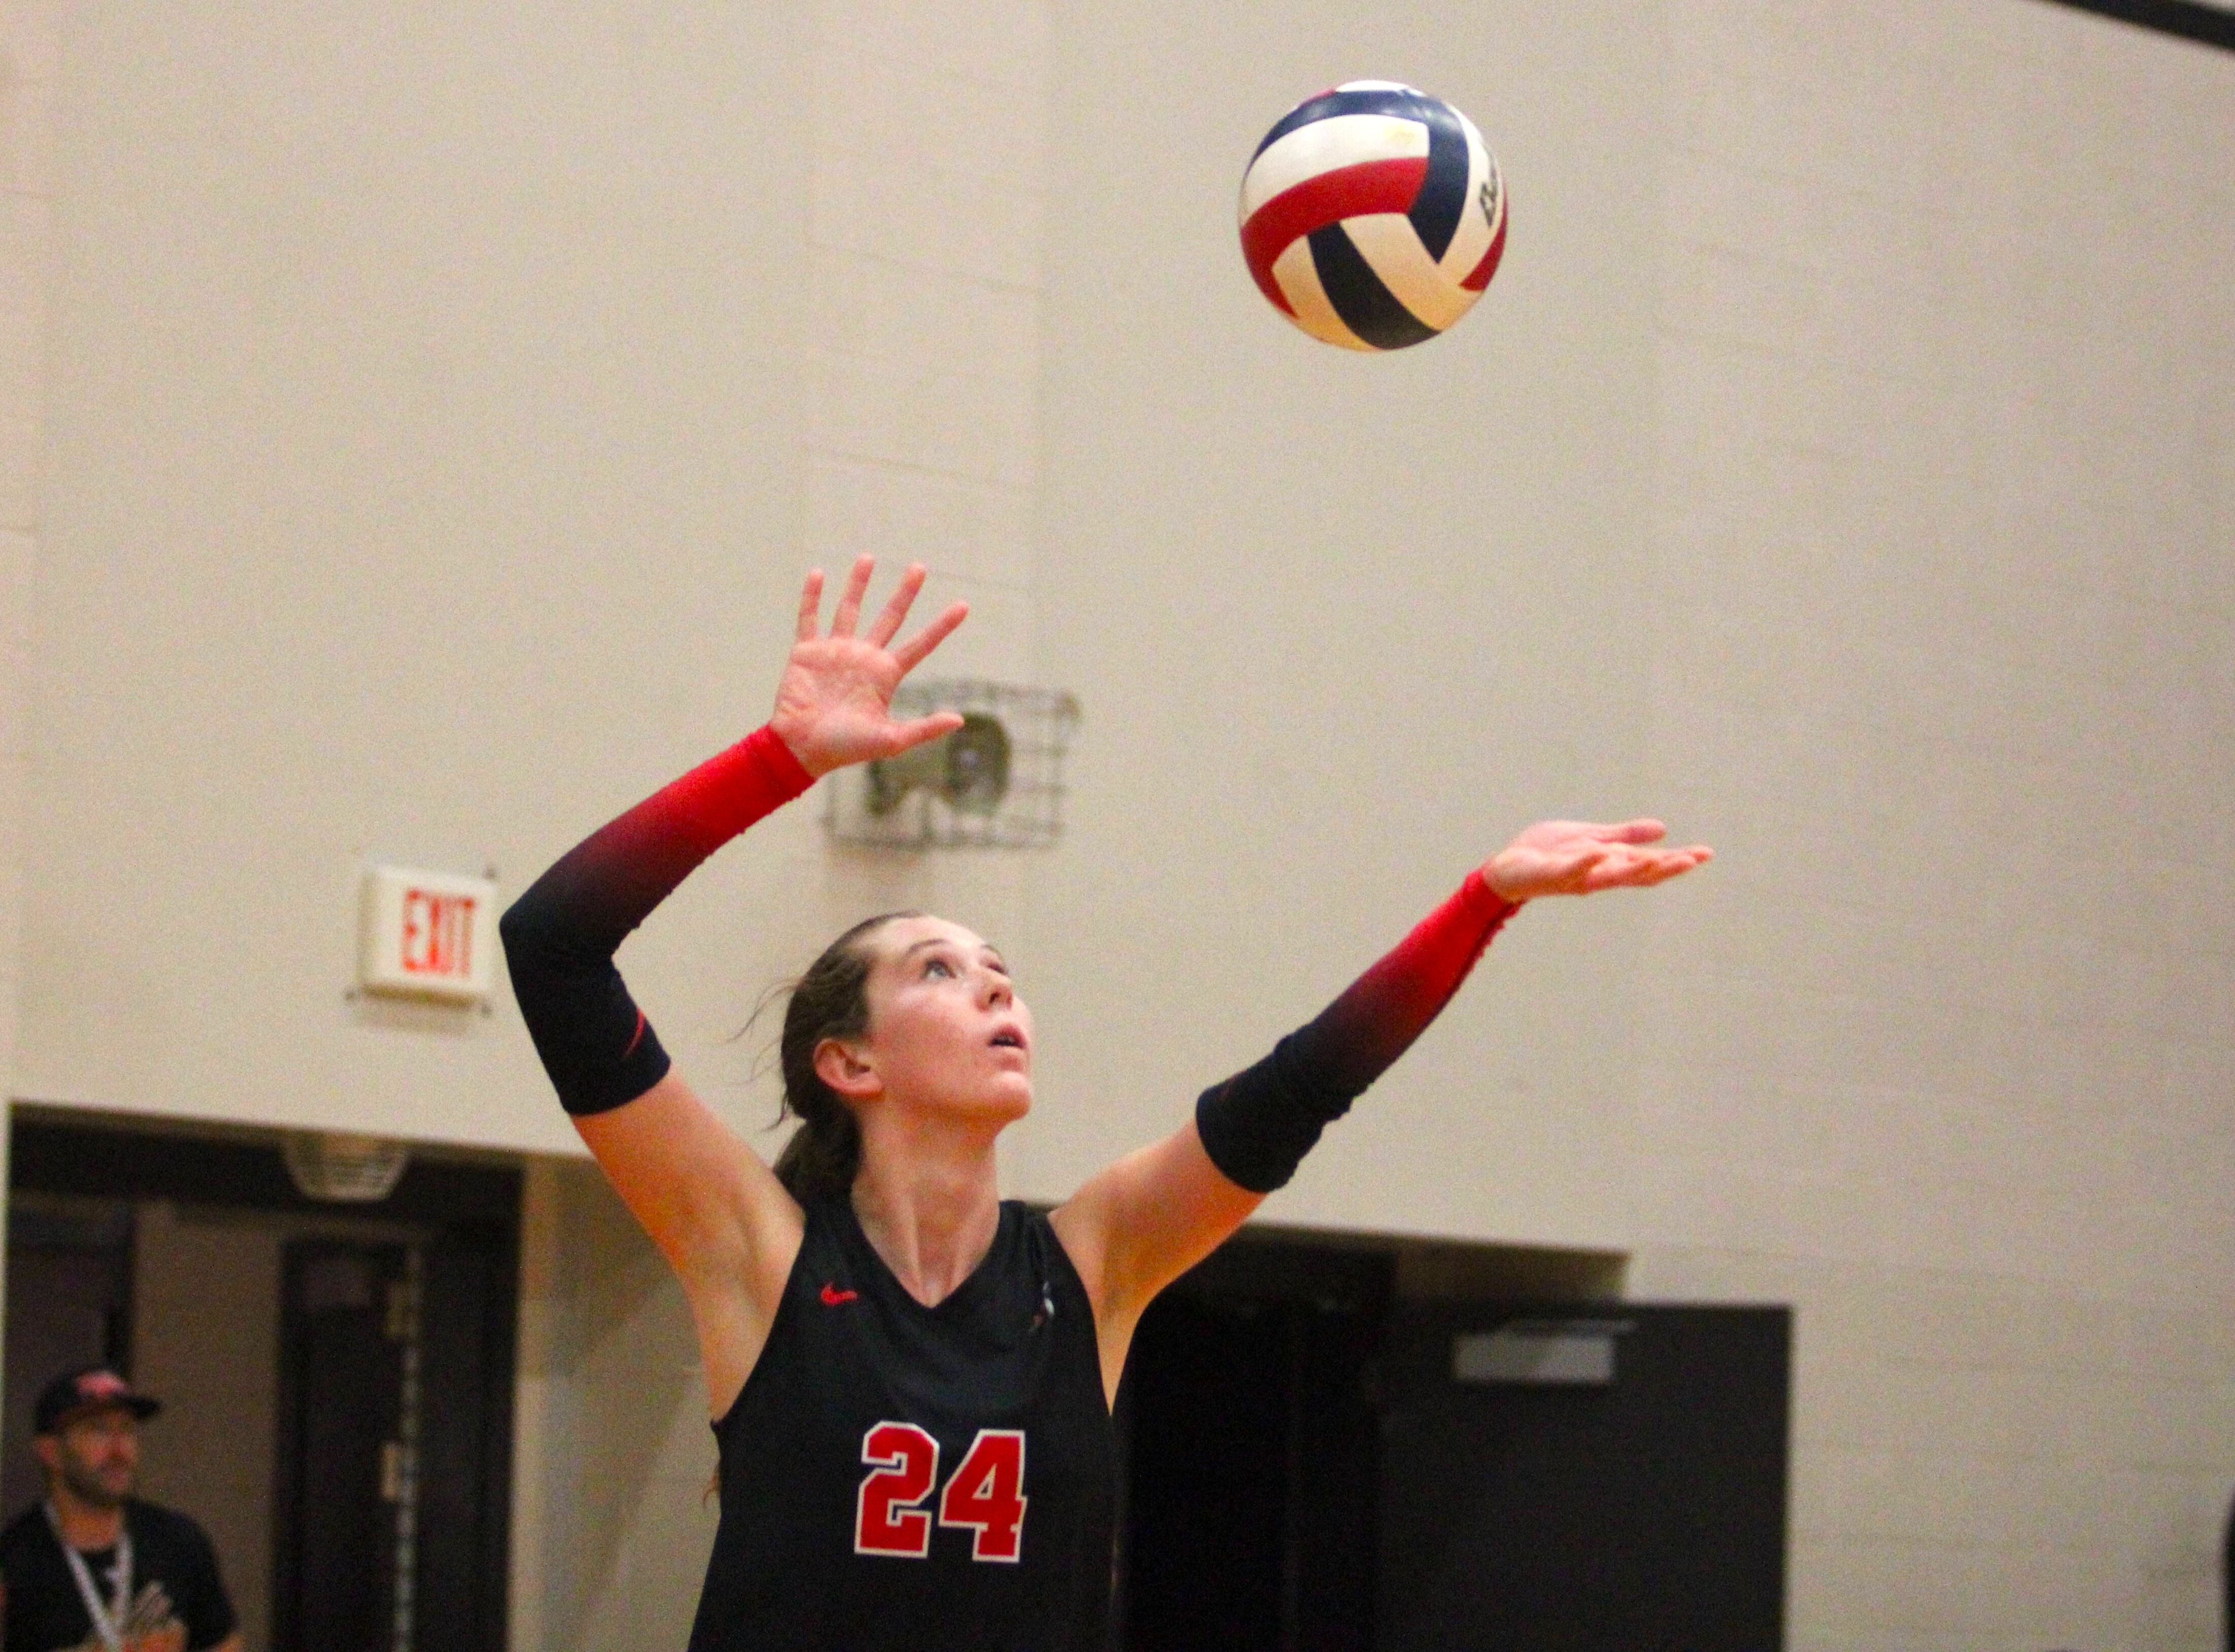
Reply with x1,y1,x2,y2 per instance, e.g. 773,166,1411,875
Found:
500,557,1709,1650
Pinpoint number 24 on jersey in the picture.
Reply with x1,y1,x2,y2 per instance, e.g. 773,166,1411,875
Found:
854,1422,1028,1563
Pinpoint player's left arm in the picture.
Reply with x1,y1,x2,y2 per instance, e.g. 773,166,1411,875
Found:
1052,819,1709,1399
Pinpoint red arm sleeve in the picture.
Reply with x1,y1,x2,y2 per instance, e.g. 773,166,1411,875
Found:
498,726,814,1115
1194,871,1519,1192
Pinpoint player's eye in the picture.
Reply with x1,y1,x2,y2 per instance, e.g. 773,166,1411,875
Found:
923,957,953,979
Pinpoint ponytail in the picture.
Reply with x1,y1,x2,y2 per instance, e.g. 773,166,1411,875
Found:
771,912,916,1202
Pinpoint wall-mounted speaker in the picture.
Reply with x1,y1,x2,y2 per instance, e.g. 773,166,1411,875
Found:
826,679,1080,850
865,712,1013,819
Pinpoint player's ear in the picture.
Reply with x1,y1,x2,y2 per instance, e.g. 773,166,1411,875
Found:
31,1436,59,1477
814,1037,880,1102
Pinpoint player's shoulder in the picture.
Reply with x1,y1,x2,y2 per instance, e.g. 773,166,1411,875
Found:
1003,1198,1057,1251
123,1499,216,1552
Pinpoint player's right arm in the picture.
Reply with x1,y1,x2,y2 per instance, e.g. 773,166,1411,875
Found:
500,558,967,1415
1054,821,1711,1403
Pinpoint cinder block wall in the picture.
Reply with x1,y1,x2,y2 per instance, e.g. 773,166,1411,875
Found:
1627,4,2235,1644
503,3,1061,1645
8,0,2231,1647
0,0,58,1397
0,0,55,1213
1026,2,2235,1648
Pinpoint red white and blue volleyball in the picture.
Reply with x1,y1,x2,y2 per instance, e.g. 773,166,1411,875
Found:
1239,81,1506,352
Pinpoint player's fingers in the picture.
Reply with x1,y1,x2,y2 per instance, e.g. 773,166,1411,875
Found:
867,563,928,648
1594,819,1667,845
795,569,825,642
888,711,966,752
831,555,875,638
1580,848,1641,890
892,601,970,674
1559,845,1613,890
1627,848,1709,887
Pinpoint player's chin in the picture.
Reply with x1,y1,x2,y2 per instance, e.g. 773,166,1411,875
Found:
973,1074,1034,1124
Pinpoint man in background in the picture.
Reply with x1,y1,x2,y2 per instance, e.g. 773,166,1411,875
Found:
0,1367,239,1652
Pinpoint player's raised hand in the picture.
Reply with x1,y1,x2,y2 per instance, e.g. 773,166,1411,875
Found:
1485,819,1712,903
771,557,969,777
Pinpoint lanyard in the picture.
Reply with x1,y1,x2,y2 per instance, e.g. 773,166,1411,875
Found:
42,1502,132,1652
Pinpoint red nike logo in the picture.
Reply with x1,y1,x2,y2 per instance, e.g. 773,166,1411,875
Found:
820,1282,858,1306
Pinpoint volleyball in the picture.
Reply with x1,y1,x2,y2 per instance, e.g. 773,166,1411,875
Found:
1239,81,1507,352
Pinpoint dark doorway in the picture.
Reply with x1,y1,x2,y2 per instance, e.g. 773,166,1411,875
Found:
1115,1235,1790,1652
1374,1305,1790,1652
1117,1240,1390,1652
0,1197,136,1519
275,1242,411,1652
5,1113,522,1652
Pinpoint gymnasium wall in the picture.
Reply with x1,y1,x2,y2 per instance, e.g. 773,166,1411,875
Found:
1026,1,2235,1647
1017,1,1670,1244
0,0,54,1212
1626,6,2235,1644
130,1201,286,1652
11,0,1040,1155
15,0,1064,1638
3,0,2230,1649
508,1159,713,1652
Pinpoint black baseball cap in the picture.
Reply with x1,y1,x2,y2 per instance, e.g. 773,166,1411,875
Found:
33,1367,161,1436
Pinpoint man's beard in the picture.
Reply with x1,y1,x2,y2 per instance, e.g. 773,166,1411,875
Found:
58,1456,129,1511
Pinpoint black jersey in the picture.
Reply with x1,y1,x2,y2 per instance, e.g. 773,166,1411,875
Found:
505,729,1520,1649
689,1198,1115,1651
0,1499,237,1652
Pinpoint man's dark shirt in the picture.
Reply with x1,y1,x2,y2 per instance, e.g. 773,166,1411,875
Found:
0,1500,235,1652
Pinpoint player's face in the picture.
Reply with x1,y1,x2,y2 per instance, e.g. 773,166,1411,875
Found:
47,1409,140,1508
858,916,1034,1125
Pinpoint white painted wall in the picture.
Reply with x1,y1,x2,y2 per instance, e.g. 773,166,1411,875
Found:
129,1201,283,1652
1025,1,2235,1646
507,1159,712,1652
1014,0,1671,1242
1626,5,2235,1644
7,0,2232,1646
16,0,1050,1164
20,1,796,1153
0,0,61,1432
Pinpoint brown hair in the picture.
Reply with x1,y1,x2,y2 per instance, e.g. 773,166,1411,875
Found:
769,911,919,1203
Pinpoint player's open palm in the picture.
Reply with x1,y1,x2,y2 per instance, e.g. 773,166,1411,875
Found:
1486,819,1712,901
772,556,969,777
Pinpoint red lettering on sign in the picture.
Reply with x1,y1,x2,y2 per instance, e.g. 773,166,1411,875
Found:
400,891,478,979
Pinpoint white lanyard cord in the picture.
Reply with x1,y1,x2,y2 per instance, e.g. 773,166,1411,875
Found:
42,1502,130,1652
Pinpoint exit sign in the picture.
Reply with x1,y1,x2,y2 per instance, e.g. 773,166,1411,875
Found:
359,866,498,1004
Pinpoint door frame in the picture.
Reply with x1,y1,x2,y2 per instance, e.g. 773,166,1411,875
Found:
6,1110,521,1652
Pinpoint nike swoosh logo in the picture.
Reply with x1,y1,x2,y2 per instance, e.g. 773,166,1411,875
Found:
820,1283,859,1306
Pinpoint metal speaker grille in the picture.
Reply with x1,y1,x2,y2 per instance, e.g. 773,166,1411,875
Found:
825,679,1080,850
